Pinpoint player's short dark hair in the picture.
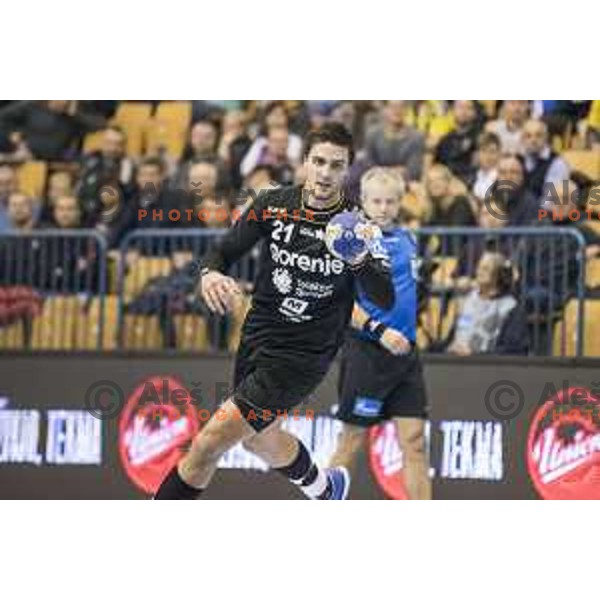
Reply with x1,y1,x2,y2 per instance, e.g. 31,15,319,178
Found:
303,123,354,164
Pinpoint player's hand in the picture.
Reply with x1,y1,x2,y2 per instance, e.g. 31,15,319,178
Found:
200,270,241,315
379,327,412,356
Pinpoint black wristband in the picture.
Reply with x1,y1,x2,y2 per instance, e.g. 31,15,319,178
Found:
363,318,387,340
373,322,387,340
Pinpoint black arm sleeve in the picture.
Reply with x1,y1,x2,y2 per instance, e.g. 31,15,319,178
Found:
353,256,395,310
198,193,274,273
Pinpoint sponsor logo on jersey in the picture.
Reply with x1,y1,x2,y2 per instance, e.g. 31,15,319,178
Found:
299,226,325,240
272,268,293,294
270,242,344,276
527,386,600,499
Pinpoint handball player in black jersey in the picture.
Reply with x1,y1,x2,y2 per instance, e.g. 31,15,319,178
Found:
154,124,394,500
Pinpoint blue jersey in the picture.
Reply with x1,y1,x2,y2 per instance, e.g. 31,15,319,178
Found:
355,227,418,343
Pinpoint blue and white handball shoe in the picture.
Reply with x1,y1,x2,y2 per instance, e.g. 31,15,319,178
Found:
324,466,351,500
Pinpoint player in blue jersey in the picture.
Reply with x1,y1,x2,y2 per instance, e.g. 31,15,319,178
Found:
329,167,431,499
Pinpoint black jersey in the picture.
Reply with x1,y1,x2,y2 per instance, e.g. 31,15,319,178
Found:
200,185,393,367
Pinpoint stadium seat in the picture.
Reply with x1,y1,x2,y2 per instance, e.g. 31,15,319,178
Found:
74,295,119,350
563,150,600,180
122,258,173,302
113,102,153,158
432,257,458,288
145,122,187,160
417,297,457,349
155,101,192,128
553,299,600,356
586,258,600,289
0,320,25,350
18,161,48,199
122,315,163,349
31,295,85,350
82,131,105,154
145,102,192,160
584,221,600,237
114,102,153,125
174,315,209,351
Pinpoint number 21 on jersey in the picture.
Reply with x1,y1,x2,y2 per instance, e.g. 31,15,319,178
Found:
272,221,294,244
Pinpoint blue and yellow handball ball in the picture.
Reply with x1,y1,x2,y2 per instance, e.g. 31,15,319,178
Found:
324,210,382,264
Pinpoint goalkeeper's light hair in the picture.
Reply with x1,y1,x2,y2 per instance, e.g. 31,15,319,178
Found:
360,167,406,202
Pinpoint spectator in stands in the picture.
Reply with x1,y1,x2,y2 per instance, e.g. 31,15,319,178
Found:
486,100,529,154
0,101,105,161
522,119,570,200
241,103,303,178
129,157,186,245
177,120,229,192
241,120,299,179
91,180,136,250
78,126,135,205
47,171,74,205
470,132,501,205
234,165,279,217
330,101,358,141
218,110,252,190
199,197,232,229
0,164,18,232
7,193,37,231
241,125,295,185
539,179,600,258
38,170,76,224
364,101,426,181
134,156,168,211
490,154,539,225
425,164,477,227
183,119,219,162
540,101,591,141
42,195,99,293
444,252,528,355
434,100,483,183
50,195,83,229
187,160,219,203
513,180,585,343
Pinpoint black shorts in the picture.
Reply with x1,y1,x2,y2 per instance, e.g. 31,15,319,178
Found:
232,337,331,432
336,334,429,427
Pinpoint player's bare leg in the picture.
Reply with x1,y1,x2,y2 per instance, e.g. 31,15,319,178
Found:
394,417,431,500
154,398,256,498
155,399,349,499
178,399,256,488
242,421,350,499
328,423,366,475
242,420,302,467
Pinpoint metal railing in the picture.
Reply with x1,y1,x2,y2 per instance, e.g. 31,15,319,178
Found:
0,227,589,356
416,227,586,357
0,230,108,350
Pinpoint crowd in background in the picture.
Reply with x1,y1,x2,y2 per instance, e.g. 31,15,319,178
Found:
0,100,599,355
